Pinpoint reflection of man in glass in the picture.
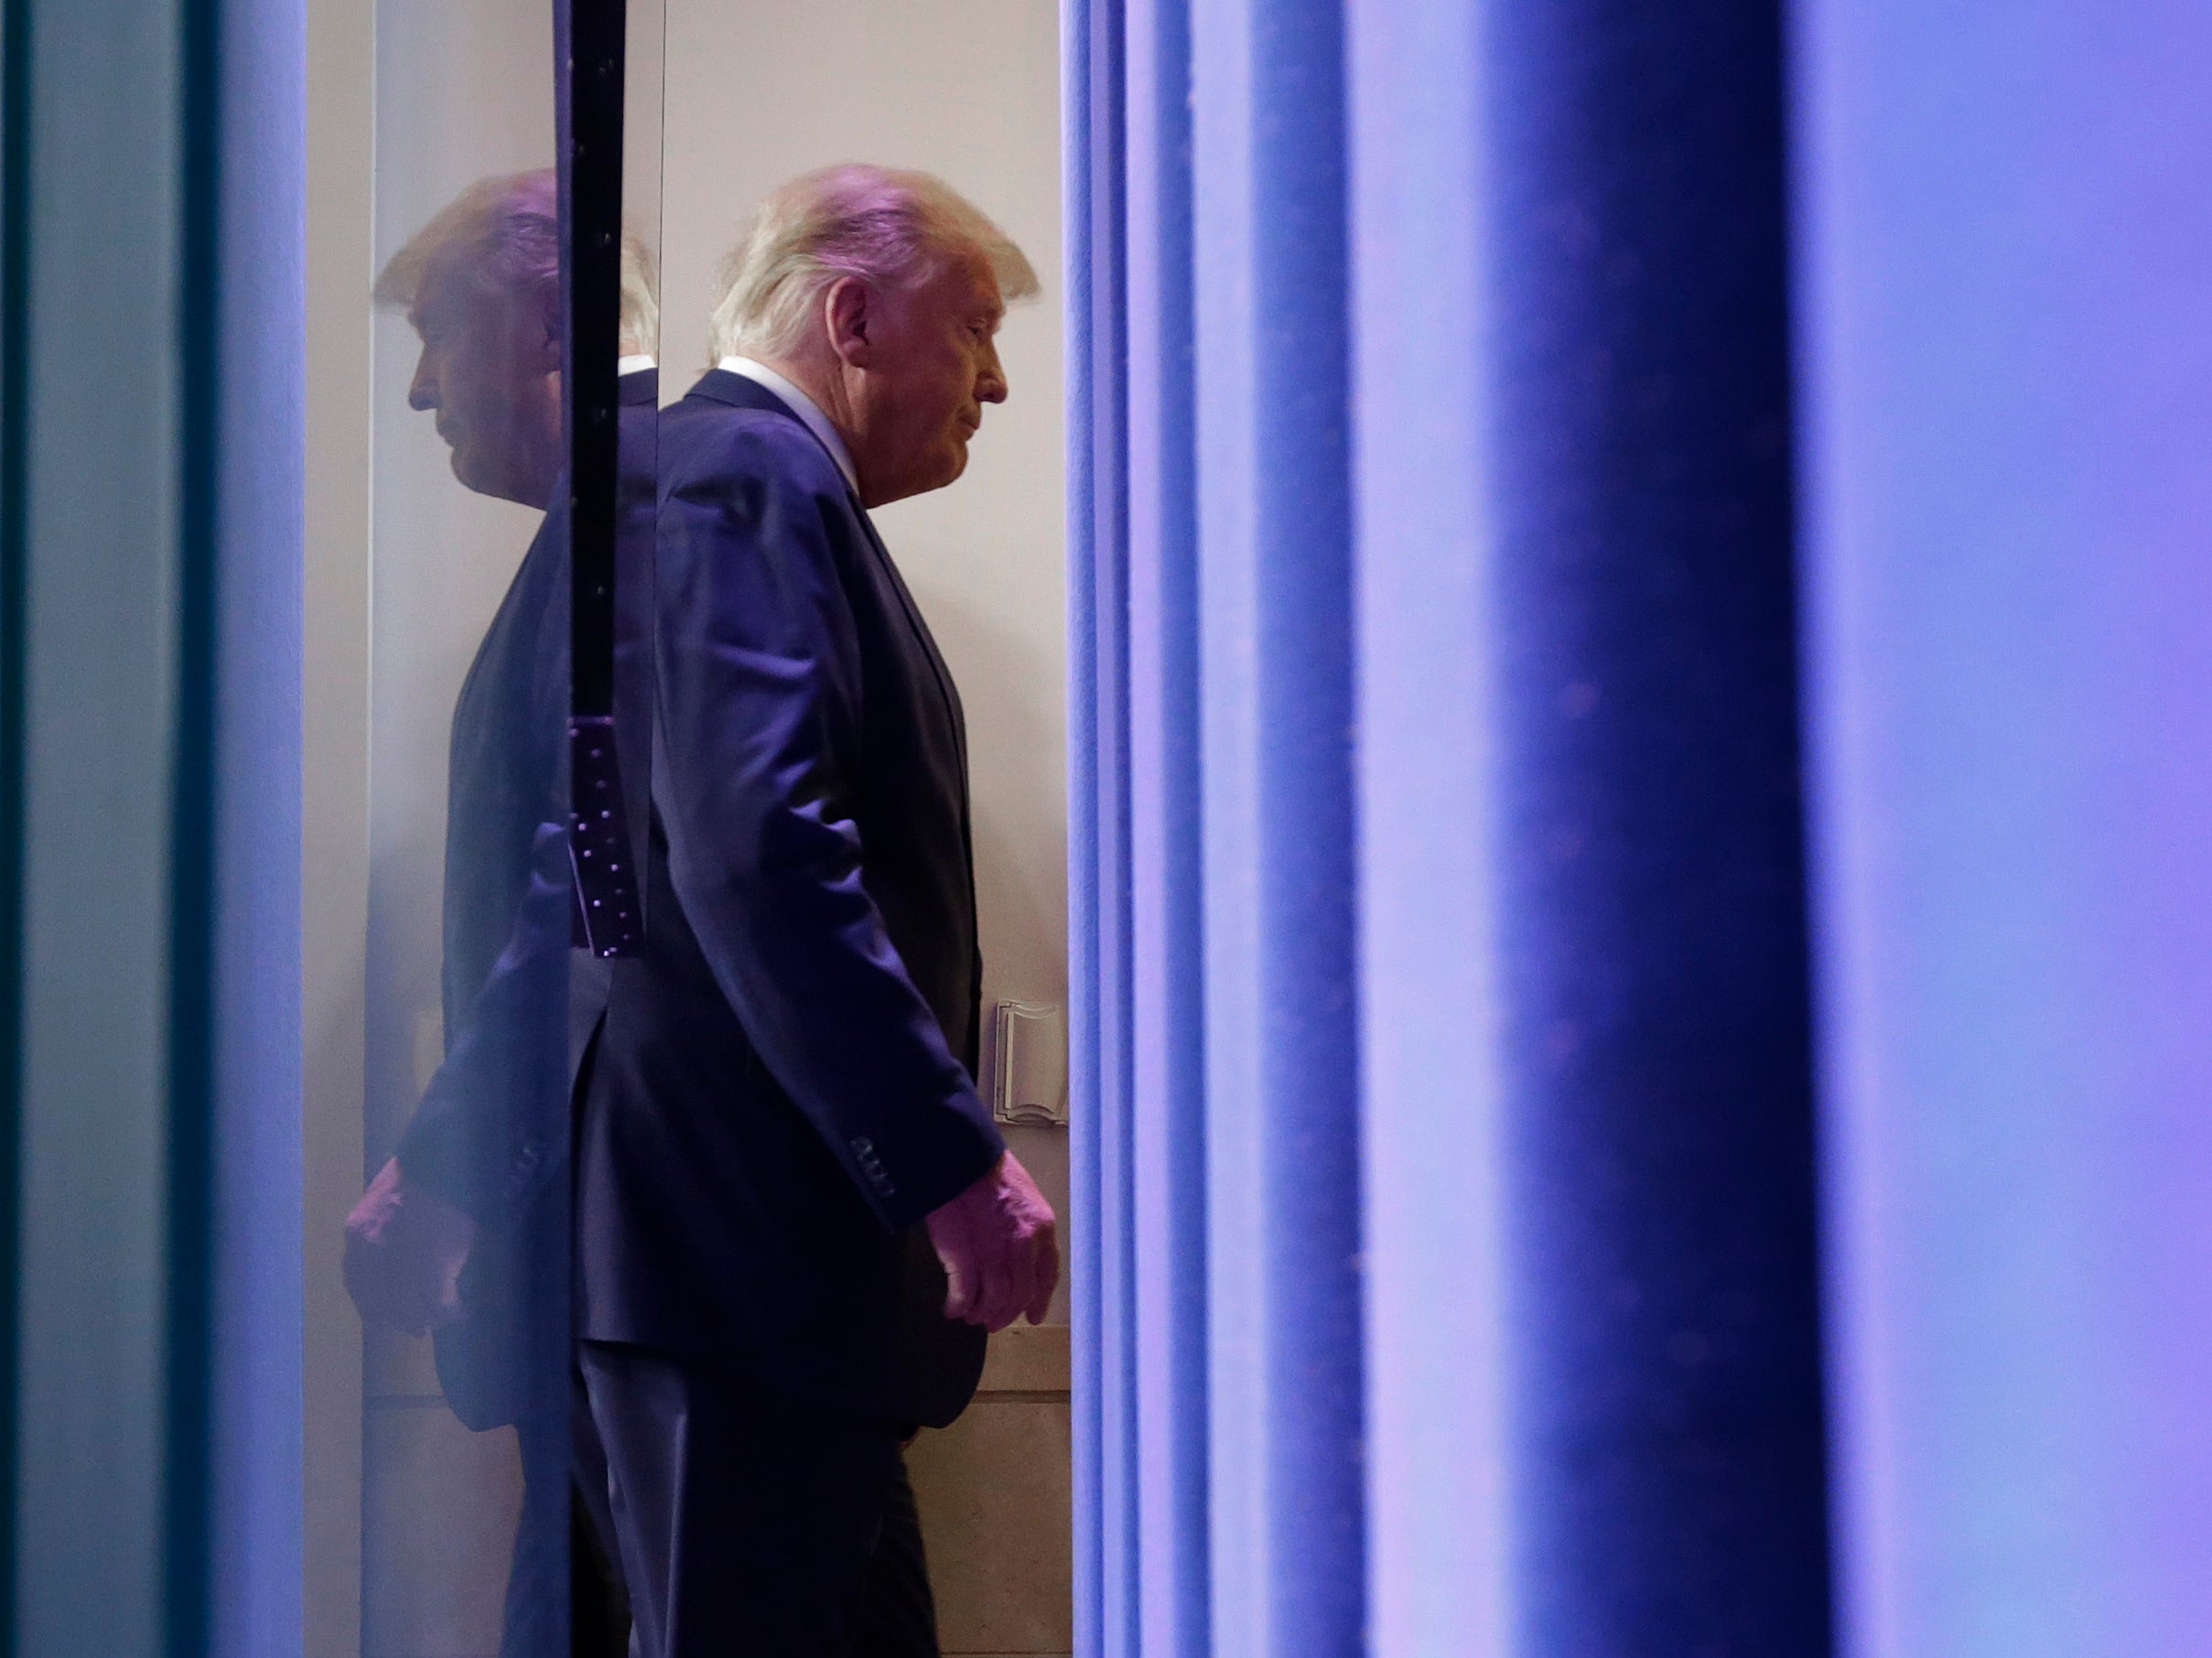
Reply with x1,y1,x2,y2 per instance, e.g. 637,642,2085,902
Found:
342,169,647,1658
578,164,1059,1656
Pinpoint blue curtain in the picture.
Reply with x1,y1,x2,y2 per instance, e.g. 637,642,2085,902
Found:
1794,3,2212,1653
1074,0,2212,1653
0,0,303,1651
1070,0,1829,1653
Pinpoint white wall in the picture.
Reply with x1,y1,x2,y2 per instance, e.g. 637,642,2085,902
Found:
660,0,1072,1305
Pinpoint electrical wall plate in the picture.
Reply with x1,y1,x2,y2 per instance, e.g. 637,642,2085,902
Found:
993,1000,1068,1126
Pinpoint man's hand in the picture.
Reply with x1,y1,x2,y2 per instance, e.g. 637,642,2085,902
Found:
343,1157,478,1337
924,1151,1059,1332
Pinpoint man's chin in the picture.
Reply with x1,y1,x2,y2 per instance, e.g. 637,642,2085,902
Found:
880,446,972,505
449,447,509,502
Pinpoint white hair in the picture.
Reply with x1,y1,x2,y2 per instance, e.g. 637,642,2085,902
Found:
375,167,660,358
375,169,561,317
619,231,659,358
707,163,1040,364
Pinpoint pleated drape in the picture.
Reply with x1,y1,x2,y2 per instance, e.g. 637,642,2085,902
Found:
1189,2,1368,1654
0,0,303,1649
1793,3,2212,1653
1068,0,1833,1653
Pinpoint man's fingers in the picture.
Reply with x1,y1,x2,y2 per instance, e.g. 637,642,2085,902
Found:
361,1285,426,1339
956,1260,989,1327
1024,1231,1058,1324
343,1239,401,1331
989,1256,1035,1331
976,1261,1013,1330
344,1236,437,1338
428,1270,466,1330
1012,1235,1051,1330
979,1270,1017,1332
927,1163,1068,1330
974,1227,1063,1330
940,1247,977,1319
376,1271,430,1338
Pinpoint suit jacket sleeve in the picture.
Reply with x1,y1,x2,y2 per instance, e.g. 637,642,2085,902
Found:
392,819,573,1226
393,512,577,1230
657,418,1004,1233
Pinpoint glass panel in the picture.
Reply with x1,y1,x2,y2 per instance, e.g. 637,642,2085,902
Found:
303,0,660,1651
358,0,564,1646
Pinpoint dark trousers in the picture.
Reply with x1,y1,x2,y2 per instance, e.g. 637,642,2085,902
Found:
503,1374,633,1658
577,1340,939,1658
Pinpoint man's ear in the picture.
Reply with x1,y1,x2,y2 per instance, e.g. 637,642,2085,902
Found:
825,275,876,369
534,295,564,372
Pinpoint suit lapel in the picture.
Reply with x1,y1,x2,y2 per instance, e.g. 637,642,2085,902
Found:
689,371,972,789
453,506,557,755
851,507,969,785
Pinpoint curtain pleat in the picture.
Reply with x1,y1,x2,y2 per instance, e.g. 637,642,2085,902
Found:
1069,1,1833,1653
0,0,304,1648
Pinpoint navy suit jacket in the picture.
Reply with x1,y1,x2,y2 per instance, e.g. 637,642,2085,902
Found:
578,369,1005,1428
396,369,660,1430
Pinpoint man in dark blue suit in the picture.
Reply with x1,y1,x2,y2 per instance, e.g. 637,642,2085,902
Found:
578,164,1059,1655
343,171,653,1658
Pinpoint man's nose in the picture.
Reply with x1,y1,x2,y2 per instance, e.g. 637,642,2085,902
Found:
407,350,438,412
977,342,1009,404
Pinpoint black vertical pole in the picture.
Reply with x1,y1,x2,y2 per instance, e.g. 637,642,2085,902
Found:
560,0,640,959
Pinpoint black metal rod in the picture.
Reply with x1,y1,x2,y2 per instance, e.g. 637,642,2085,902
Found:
561,0,625,721
559,0,643,958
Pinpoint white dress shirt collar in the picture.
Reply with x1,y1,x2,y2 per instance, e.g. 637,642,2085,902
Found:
618,354,657,376
717,355,859,496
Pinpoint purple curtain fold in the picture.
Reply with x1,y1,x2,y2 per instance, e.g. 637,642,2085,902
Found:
1793,2,2212,1653
1069,0,1833,1652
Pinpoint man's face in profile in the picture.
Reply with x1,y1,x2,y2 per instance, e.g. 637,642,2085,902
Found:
405,244,564,509
857,246,1009,504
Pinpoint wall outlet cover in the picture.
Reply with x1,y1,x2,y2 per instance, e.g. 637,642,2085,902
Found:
992,1000,1068,1126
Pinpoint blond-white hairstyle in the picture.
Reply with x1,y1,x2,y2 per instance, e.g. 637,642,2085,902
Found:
618,232,659,358
375,170,560,318
707,163,1039,364
374,167,660,356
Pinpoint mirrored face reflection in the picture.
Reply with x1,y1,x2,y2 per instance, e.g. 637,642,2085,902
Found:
851,245,1008,504
405,245,565,509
